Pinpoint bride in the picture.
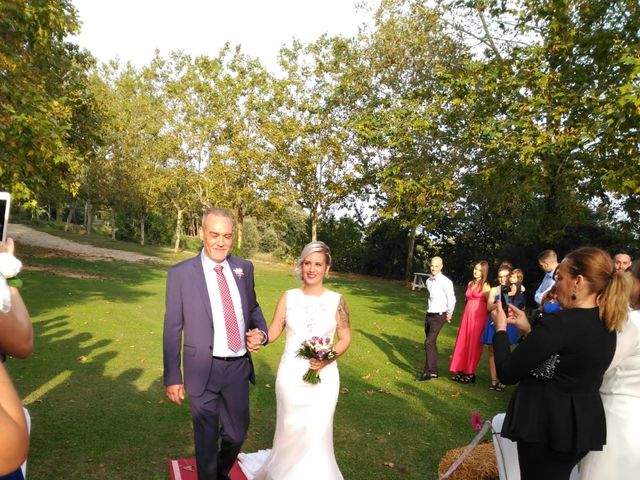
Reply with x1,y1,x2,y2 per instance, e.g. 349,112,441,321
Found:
238,241,351,480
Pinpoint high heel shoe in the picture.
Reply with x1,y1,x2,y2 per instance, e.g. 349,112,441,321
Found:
450,372,464,382
459,374,476,383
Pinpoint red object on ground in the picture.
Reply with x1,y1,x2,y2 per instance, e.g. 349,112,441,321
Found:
168,458,247,480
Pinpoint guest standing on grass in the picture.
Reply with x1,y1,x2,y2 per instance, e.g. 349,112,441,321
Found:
449,261,490,384
163,208,269,480
416,256,456,381
480,266,519,392
579,259,640,479
492,247,631,480
534,250,559,306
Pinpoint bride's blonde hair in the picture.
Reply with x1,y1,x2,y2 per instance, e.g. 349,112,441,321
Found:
294,241,332,281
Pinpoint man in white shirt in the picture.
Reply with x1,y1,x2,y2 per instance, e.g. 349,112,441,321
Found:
416,256,456,381
534,249,559,306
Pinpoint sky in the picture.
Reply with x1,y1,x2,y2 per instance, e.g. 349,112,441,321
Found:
70,0,375,72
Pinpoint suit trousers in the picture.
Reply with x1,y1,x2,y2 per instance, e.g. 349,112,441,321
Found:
423,313,447,375
189,356,252,480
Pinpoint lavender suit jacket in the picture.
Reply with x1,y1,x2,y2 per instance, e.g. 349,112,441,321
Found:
162,253,268,397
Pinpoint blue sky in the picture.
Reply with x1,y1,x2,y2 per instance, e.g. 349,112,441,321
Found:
70,0,374,71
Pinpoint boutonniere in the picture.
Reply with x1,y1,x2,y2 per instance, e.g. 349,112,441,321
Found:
233,267,244,279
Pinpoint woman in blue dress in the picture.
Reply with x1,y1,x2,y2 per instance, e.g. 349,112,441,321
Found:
481,265,519,391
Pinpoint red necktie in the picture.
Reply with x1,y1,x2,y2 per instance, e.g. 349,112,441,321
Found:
214,265,242,352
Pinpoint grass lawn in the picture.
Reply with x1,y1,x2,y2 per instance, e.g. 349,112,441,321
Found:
8,240,510,479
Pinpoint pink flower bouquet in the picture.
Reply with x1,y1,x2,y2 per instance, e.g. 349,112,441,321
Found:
296,336,337,384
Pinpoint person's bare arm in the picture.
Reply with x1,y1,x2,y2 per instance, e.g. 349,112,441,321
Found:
0,239,33,358
267,293,287,344
0,362,28,475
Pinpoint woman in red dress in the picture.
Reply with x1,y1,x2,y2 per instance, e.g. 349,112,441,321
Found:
449,261,490,383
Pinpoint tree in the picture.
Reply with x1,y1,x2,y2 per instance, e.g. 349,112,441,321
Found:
438,0,640,245
0,0,89,208
352,0,472,279
260,36,365,241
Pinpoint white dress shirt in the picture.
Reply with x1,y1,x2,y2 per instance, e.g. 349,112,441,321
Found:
201,251,246,356
426,272,456,316
535,271,555,306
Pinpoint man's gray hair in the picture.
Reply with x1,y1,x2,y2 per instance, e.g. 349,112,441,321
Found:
201,208,233,227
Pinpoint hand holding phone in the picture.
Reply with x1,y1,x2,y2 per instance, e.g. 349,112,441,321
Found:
500,284,510,312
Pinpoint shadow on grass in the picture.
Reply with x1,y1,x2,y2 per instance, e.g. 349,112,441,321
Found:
11,313,194,479
357,329,421,375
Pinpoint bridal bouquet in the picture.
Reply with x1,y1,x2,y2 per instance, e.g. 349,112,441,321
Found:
296,336,337,384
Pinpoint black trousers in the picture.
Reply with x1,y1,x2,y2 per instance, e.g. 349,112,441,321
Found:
517,441,586,480
423,312,447,375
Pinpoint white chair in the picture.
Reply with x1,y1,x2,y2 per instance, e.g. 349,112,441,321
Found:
492,413,520,480
492,413,580,480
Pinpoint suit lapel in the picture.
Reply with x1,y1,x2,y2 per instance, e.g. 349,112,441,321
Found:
192,256,213,324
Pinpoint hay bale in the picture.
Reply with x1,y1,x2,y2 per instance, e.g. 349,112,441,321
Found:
437,442,498,480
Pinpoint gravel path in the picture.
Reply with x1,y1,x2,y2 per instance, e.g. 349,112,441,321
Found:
7,223,158,263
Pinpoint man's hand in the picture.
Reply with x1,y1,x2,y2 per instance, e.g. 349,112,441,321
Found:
245,328,266,352
166,384,185,406
446,313,452,323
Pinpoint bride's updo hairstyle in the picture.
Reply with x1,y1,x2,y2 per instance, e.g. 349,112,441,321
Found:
564,247,631,332
294,241,332,281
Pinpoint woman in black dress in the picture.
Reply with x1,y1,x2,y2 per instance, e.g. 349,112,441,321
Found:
492,247,631,480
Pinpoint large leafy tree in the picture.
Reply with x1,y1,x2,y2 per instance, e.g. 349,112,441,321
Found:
352,0,472,279
439,0,640,247
261,36,364,241
161,47,274,249
0,0,93,208
96,61,176,245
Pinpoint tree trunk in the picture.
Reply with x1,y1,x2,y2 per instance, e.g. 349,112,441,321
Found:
85,201,93,237
173,208,183,253
311,209,318,242
55,203,64,223
64,201,76,232
235,208,245,249
405,225,417,282
111,206,117,240
140,215,146,246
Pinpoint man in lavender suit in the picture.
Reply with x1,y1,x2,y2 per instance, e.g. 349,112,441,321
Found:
163,208,268,480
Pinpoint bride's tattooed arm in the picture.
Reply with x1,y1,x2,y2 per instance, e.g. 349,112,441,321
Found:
337,296,350,329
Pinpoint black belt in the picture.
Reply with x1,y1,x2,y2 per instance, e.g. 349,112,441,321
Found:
212,354,247,361
427,312,447,316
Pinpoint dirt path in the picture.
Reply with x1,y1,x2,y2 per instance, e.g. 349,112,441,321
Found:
7,223,158,263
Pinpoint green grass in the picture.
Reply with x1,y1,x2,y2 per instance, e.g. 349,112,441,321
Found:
8,239,510,479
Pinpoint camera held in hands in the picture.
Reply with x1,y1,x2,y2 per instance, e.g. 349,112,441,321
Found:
0,192,10,243
500,284,510,313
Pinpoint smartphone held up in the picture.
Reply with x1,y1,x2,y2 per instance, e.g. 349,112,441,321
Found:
0,192,10,243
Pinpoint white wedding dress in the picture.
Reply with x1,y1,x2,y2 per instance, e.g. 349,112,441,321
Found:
238,288,343,480
579,309,640,479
